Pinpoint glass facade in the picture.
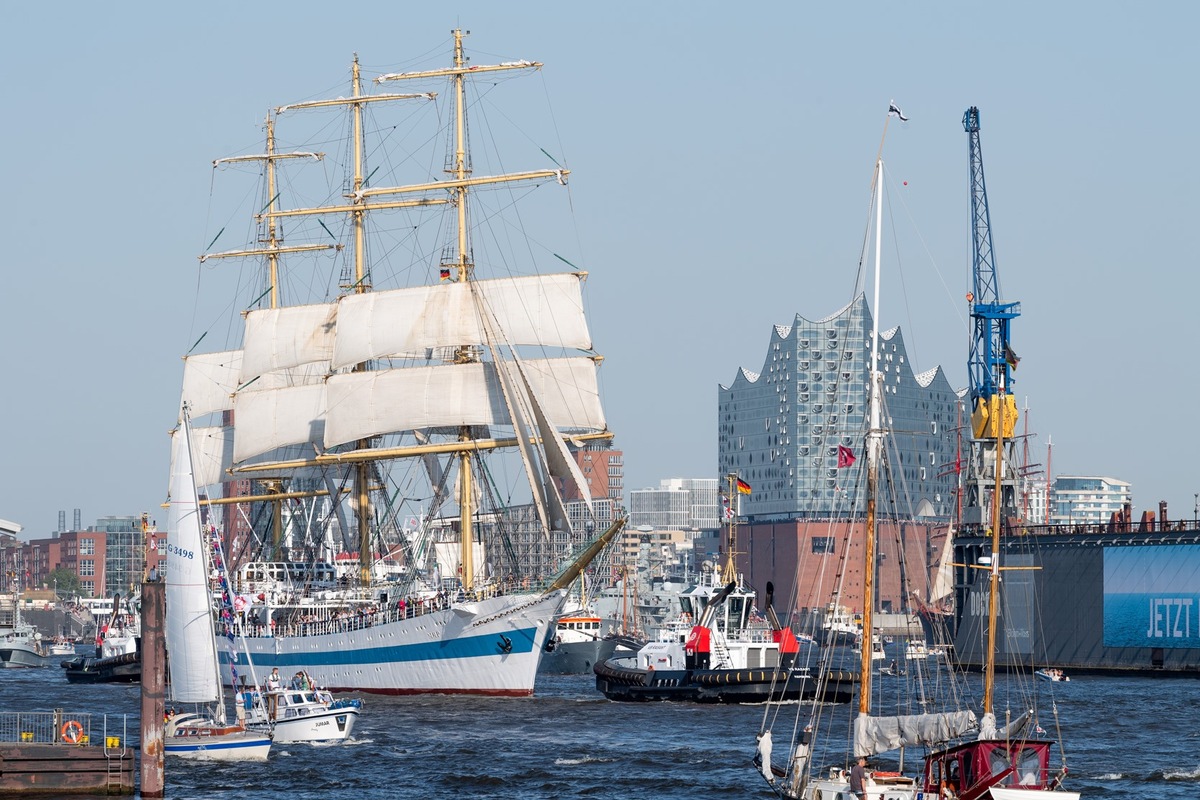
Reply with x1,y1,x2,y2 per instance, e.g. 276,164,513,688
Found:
718,295,959,521
95,515,146,598
1050,476,1132,526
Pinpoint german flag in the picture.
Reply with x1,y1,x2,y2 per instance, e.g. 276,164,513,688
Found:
736,478,752,495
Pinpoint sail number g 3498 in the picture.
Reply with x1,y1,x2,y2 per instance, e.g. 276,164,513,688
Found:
167,543,195,560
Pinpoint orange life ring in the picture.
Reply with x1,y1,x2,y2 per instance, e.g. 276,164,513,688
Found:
61,720,84,744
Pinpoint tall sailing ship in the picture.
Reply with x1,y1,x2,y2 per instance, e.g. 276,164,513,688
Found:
173,31,621,696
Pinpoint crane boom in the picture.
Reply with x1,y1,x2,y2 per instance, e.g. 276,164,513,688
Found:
962,106,1021,531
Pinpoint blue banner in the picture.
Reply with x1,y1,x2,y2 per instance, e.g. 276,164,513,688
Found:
1104,545,1200,648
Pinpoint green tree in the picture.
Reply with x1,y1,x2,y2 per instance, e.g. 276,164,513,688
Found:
47,567,82,598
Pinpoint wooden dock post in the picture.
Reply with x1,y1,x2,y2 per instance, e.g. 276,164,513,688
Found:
139,579,165,797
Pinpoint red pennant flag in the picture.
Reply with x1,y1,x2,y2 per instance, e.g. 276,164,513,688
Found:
837,445,857,468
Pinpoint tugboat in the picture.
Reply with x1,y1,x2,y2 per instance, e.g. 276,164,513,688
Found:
61,593,141,684
594,475,855,704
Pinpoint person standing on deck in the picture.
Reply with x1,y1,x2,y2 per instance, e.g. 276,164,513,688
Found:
849,755,868,800
266,667,282,718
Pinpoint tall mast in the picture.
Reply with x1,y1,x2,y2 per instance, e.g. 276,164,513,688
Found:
723,474,740,585
982,368,1007,714
266,58,437,587
206,115,329,562
346,56,375,587
859,157,885,716
451,31,476,591
1045,435,1053,524
375,30,552,594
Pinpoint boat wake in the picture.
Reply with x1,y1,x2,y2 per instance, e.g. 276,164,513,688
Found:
1154,766,1200,782
553,755,616,766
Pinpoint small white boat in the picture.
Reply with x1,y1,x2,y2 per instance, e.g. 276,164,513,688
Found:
240,684,361,744
905,642,932,660
0,622,51,668
1035,668,1070,683
48,638,77,657
164,712,272,761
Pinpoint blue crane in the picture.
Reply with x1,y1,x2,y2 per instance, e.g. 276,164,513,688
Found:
964,106,1021,417
962,106,1021,530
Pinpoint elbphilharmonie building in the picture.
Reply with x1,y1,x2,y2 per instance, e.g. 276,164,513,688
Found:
718,294,960,522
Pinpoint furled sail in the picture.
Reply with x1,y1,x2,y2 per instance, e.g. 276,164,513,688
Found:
853,711,978,757
165,412,223,705
331,273,591,369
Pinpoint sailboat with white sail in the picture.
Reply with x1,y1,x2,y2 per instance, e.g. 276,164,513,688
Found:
177,30,621,696
164,409,272,761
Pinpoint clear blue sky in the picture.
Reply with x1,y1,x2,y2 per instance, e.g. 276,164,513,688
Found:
2,2,1197,538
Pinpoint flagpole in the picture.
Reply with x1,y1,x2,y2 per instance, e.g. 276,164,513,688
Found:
875,116,891,174
876,100,907,174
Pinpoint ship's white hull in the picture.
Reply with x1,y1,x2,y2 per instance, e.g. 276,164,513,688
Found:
222,590,565,696
164,732,271,761
263,706,358,744
0,640,50,668
164,714,271,762
804,775,916,800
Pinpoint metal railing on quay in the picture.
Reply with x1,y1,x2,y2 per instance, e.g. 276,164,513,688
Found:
0,709,131,749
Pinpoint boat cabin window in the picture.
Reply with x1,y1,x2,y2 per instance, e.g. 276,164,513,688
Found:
727,596,748,633
986,744,1046,787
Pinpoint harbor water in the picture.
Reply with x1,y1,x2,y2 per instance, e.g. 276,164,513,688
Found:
2,665,1197,799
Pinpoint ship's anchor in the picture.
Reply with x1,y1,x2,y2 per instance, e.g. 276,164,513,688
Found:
497,635,513,654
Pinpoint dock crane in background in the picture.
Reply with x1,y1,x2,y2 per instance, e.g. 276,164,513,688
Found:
961,106,1022,532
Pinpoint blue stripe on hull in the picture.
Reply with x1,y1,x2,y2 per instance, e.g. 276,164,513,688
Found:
165,738,270,753
221,625,540,671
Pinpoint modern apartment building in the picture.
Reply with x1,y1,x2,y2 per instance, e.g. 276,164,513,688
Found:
1049,476,1133,526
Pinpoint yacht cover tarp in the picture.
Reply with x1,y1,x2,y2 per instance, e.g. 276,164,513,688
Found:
853,710,978,757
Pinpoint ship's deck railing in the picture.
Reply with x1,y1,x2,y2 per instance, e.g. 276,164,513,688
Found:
224,581,536,639
0,710,132,748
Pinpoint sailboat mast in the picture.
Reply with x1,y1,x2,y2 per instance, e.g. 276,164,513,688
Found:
982,369,1006,714
859,157,884,714
343,55,375,587
262,115,285,559
206,117,330,563
723,474,739,584
345,33,549,594
453,30,471,282
448,30,478,592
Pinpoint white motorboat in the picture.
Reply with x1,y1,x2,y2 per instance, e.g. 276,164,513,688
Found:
239,680,361,744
